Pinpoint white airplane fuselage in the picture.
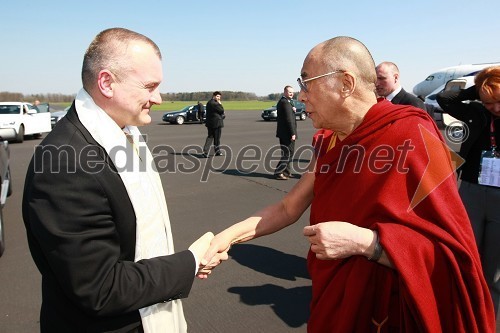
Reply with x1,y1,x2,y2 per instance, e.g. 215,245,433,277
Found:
412,62,500,97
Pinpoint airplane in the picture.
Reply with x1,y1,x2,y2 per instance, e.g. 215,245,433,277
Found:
412,62,500,98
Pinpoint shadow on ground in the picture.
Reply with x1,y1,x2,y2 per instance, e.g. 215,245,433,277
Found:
227,244,311,328
229,243,309,280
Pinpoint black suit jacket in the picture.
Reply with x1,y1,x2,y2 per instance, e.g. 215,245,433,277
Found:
436,86,499,183
391,88,426,111
204,98,224,129
275,96,297,139
436,86,488,159
22,104,195,332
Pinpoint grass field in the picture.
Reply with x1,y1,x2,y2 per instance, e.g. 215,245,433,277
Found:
152,100,275,111
51,100,276,111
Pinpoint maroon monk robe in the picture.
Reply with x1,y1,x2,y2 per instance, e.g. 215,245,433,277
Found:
307,99,495,332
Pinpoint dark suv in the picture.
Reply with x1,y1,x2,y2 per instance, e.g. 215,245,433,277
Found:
261,100,307,121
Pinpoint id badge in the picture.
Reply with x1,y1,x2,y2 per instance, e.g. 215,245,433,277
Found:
478,150,500,187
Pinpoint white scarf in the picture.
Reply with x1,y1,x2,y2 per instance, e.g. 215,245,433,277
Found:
75,89,187,333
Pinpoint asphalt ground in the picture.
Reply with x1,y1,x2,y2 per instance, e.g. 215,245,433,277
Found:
0,109,497,332
0,110,316,333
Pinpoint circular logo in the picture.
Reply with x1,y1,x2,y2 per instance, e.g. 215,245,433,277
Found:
445,121,469,144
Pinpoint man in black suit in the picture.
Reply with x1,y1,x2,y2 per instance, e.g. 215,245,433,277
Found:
197,100,204,123
274,85,297,180
376,61,426,110
202,91,225,157
22,28,225,333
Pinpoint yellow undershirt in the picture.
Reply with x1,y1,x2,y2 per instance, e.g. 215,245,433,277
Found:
327,132,338,151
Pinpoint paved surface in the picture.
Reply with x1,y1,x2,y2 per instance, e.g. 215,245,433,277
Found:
0,109,497,332
0,110,315,332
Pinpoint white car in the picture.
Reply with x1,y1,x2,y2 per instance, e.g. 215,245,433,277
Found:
0,102,52,143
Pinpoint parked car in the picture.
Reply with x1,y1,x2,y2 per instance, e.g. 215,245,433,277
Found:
261,100,307,121
0,140,12,257
162,104,206,125
51,106,70,128
0,102,52,143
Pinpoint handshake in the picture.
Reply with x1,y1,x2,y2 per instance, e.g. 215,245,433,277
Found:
188,232,231,279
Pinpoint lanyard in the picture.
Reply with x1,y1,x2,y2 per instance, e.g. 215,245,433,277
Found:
479,117,500,187
490,117,498,151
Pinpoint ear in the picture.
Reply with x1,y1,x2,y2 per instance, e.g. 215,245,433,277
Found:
393,73,399,84
97,70,115,98
340,72,356,98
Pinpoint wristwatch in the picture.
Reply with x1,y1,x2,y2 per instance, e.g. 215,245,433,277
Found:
368,231,383,262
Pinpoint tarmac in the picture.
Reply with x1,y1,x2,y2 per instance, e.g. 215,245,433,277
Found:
0,109,497,332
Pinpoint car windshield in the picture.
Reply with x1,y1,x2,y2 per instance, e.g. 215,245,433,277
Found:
180,106,192,112
0,105,21,114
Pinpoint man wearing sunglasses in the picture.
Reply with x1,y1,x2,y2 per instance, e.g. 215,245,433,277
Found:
204,36,495,332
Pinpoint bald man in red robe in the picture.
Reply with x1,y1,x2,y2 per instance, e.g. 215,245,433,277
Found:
204,36,495,332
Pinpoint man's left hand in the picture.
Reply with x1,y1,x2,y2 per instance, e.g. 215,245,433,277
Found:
303,222,374,260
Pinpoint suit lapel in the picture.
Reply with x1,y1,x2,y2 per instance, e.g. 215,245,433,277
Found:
391,89,405,104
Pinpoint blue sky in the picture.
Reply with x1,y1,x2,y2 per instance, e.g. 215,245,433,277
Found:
2,0,499,97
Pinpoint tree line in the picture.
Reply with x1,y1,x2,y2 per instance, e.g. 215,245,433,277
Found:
0,92,75,103
0,91,282,103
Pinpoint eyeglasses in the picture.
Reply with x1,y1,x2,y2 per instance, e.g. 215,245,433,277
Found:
297,70,345,92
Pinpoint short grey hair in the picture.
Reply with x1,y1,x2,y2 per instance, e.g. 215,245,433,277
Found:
81,27,161,92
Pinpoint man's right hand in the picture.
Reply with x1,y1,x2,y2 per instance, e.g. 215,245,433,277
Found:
189,232,229,279
189,232,214,264
199,233,233,277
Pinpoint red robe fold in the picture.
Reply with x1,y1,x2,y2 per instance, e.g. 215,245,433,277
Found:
308,99,495,332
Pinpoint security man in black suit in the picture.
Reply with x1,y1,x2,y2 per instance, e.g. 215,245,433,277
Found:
274,85,297,180
197,101,204,123
202,91,225,157
376,61,426,110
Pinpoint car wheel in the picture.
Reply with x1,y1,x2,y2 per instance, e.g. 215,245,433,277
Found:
0,205,4,257
175,116,185,125
15,125,24,143
299,112,307,121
